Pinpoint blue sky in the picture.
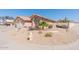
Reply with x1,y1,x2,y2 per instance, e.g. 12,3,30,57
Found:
0,9,79,21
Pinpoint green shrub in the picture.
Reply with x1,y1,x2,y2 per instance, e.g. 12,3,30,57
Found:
45,32,53,37
39,21,48,29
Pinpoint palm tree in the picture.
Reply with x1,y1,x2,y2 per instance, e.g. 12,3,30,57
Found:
62,17,70,32
39,21,48,30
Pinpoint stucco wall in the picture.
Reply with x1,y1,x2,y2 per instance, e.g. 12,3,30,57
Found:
24,22,32,27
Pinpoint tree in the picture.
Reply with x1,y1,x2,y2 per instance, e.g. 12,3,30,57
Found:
64,17,70,23
58,17,70,23
39,21,48,29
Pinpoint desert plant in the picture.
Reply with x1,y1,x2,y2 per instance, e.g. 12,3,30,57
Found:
45,32,53,37
39,21,48,29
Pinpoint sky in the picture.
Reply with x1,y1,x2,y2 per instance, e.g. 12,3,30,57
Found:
0,9,79,21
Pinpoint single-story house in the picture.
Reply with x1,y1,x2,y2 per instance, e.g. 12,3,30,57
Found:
30,14,56,29
15,14,56,29
4,19,14,26
15,16,32,28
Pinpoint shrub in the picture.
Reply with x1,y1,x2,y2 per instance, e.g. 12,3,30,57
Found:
45,32,53,37
39,21,48,29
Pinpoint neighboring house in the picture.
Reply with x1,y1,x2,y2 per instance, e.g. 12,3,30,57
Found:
15,14,55,29
4,19,14,26
15,16,32,28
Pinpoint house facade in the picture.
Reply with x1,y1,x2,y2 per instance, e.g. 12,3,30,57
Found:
4,19,14,26
15,16,32,28
15,14,55,29
30,14,55,29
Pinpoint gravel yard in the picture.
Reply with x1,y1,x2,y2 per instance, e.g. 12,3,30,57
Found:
0,23,79,50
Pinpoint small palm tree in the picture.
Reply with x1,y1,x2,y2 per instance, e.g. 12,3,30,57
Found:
39,21,48,30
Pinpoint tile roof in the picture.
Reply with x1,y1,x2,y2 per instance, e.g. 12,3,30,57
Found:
31,14,56,22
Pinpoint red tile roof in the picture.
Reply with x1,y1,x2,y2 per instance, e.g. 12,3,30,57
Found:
30,14,56,22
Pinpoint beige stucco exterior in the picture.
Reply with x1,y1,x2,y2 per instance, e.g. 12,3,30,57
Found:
15,15,55,29
24,22,32,27
15,16,32,28
4,19,14,26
